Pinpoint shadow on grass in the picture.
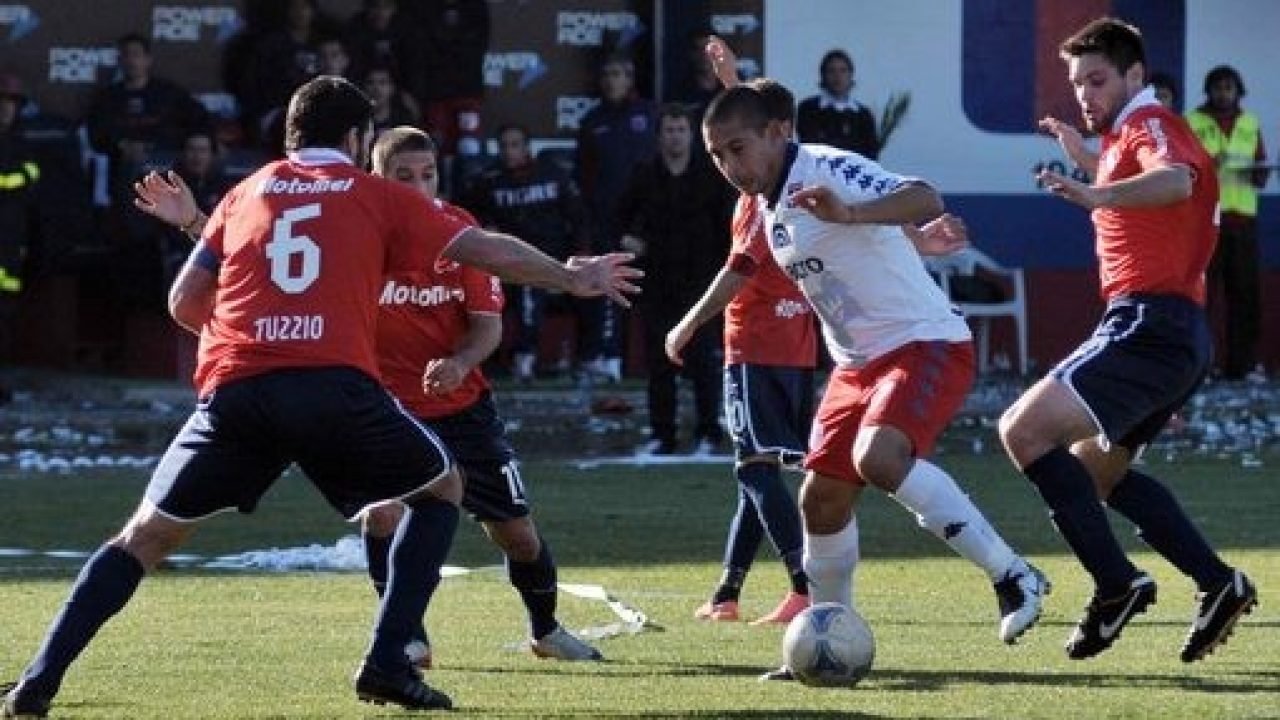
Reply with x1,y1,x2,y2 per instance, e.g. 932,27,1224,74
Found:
455,707,896,712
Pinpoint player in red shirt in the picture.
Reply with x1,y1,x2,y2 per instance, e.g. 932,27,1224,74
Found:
667,72,818,628
3,77,638,718
999,18,1256,662
130,125,604,667
359,127,602,664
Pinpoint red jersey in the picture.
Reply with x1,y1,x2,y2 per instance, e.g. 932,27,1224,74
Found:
194,149,471,397
724,194,816,367
1093,99,1219,304
376,202,504,418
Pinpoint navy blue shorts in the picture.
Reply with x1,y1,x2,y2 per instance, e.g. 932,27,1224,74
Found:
424,392,527,522
1051,294,1210,451
146,367,452,522
723,363,814,465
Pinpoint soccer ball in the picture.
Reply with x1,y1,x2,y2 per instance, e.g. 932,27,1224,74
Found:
782,602,875,687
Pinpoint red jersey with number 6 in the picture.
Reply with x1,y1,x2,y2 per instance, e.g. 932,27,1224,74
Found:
194,150,472,397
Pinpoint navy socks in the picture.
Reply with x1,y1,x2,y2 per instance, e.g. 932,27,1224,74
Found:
368,498,458,670
1024,447,1138,595
508,538,560,639
20,544,144,698
1107,470,1232,591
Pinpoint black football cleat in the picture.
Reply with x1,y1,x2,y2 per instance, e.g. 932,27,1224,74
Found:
354,661,453,711
2,680,50,719
1065,572,1157,660
1181,569,1258,663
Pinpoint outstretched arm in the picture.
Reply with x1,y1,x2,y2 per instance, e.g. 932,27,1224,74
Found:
666,266,748,365
705,35,741,89
443,228,642,307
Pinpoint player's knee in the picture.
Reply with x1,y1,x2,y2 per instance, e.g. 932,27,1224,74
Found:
487,518,540,561
364,502,405,537
114,509,194,571
799,475,855,534
851,442,911,491
998,406,1057,468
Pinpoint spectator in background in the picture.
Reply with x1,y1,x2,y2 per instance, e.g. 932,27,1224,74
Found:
616,103,734,454
796,49,879,159
403,0,490,186
84,33,209,206
1149,71,1180,112
575,52,658,381
343,0,423,96
672,25,720,154
85,33,210,316
237,0,336,151
159,129,232,283
317,36,356,81
1186,65,1269,380
464,124,590,382
365,66,421,138
0,72,38,400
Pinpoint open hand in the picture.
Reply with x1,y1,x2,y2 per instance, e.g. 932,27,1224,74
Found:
134,171,199,232
566,253,644,307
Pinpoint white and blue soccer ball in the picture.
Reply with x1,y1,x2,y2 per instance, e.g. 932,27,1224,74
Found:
782,602,875,687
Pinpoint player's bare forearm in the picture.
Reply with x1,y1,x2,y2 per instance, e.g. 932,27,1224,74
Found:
706,35,740,88
666,267,744,363
849,182,942,225
445,228,575,291
167,263,215,334
452,312,502,372
1095,165,1192,208
684,267,747,329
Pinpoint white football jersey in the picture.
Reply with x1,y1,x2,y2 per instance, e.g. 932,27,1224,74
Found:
761,143,970,367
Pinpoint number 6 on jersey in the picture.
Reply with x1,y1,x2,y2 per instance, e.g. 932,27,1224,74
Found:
267,203,322,293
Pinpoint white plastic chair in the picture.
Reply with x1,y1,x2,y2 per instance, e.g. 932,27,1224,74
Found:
926,248,1029,376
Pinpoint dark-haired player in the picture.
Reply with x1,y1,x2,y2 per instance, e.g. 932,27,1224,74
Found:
701,82,1048,681
131,125,604,668
1000,17,1256,662
3,76,637,717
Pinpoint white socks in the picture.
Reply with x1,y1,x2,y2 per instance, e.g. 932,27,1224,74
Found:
802,517,860,608
893,459,1019,581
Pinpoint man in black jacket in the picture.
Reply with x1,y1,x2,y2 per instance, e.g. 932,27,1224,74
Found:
795,49,879,159
617,103,735,454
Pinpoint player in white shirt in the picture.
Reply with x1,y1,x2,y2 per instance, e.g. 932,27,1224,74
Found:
702,85,1049,678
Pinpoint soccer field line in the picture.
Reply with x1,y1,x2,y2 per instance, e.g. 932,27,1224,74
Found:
0,541,661,643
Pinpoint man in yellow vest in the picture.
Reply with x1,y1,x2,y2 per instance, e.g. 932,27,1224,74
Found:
1186,65,1270,380
0,72,39,403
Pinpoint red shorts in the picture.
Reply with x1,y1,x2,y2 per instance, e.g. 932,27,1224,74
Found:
805,340,974,484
